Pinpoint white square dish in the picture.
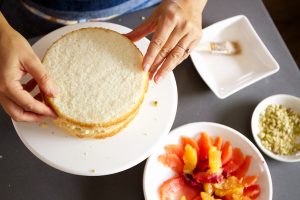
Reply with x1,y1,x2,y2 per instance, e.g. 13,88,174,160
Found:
190,15,280,99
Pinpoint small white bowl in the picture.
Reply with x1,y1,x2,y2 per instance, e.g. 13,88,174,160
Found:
143,122,272,200
190,15,279,99
251,94,300,162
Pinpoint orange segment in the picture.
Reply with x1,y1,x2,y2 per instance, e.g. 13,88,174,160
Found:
243,184,261,199
214,176,243,198
198,132,212,160
242,176,258,187
180,196,187,200
223,148,244,174
214,136,223,150
183,144,198,174
201,192,212,200
232,156,252,178
204,183,213,195
221,141,232,165
201,192,221,200
159,177,199,200
165,144,184,158
158,153,184,174
192,197,202,200
208,146,222,174
182,136,199,151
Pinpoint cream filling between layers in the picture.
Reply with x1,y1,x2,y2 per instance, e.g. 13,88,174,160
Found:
54,110,137,135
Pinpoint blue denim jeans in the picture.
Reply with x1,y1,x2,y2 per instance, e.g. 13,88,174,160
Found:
23,0,161,23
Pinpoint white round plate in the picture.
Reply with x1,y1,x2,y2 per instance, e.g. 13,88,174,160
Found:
12,22,178,176
251,94,300,162
143,122,272,200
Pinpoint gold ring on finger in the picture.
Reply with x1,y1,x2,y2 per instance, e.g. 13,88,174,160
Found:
176,44,190,54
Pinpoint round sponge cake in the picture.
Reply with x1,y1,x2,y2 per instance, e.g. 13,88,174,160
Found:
42,28,148,137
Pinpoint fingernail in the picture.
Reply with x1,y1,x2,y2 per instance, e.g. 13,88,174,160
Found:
51,89,58,97
143,64,151,72
35,117,45,123
49,85,59,97
50,114,57,119
48,110,57,118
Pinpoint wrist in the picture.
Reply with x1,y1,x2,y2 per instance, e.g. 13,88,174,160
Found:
166,0,207,15
0,13,14,37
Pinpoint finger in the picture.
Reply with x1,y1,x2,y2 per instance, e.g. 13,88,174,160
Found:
5,81,57,118
148,26,187,77
153,35,193,83
124,19,156,42
0,95,44,122
142,17,176,72
23,55,58,97
22,78,37,92
175,39,200,66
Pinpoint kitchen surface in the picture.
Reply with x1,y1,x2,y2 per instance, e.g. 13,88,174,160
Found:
0,0,299,199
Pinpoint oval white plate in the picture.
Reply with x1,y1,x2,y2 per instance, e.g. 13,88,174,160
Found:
251,94,300,162
12,22,178,176
143,122,272,200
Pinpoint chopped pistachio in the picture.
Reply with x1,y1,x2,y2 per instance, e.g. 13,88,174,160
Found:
258,104,300,155
153,100,158,107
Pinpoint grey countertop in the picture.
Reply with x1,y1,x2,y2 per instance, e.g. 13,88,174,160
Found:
0,0,299,199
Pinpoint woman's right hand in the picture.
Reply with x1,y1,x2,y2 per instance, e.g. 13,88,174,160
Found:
0,13,57,122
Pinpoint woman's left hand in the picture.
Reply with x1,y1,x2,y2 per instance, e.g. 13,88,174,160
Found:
125,0,207,83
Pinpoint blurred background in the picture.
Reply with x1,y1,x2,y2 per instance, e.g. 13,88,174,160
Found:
263,0,300,68
0,0,299,67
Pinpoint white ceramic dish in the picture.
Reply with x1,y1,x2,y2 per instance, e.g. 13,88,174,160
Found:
190,15,279,99
251,94,300,162
143,122,272,200
12,22,178,176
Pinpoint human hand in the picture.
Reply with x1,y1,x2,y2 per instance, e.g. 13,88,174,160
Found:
0,17,57,122
126,0,207,83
